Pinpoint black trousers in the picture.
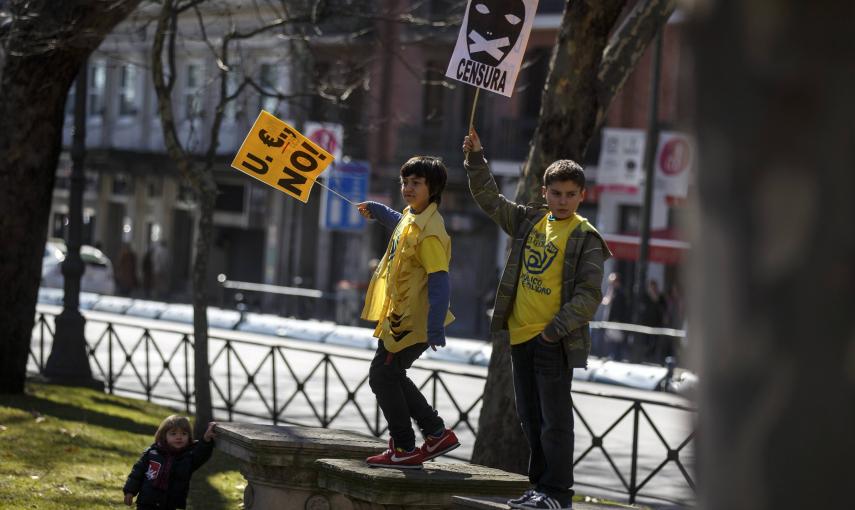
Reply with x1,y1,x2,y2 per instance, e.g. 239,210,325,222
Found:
369,342,444,451
511,337,575,505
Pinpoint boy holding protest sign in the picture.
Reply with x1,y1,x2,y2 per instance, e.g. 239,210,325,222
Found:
357,156,460,469
463,129,611,509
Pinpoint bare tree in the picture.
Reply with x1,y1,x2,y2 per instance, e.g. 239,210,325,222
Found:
0,0,141,394
692,2,855,509
149,0,307,436
146,0,463,436
472,0,676,473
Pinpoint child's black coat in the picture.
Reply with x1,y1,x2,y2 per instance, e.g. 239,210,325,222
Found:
123,439,214,509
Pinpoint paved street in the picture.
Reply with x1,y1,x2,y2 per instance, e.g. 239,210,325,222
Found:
31,305,695,508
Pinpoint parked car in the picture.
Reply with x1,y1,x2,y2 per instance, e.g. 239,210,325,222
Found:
41,238,116,295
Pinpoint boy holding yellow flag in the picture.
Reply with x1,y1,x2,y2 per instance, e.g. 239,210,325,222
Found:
357,156,460,469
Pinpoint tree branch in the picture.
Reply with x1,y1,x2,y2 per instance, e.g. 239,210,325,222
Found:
595,0,676,127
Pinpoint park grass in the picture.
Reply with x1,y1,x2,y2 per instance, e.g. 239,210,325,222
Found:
0,383,244,510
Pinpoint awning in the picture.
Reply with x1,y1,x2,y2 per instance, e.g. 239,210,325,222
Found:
602,232,690,265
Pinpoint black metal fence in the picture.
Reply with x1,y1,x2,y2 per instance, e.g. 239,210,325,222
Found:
29,310,695,506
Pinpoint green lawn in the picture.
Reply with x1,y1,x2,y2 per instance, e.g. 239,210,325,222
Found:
0,383,244,510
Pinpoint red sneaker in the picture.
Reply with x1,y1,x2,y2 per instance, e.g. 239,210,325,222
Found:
366,438,424,469
420,429,460,461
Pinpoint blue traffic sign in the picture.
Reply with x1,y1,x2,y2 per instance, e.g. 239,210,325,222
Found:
322,161,369,231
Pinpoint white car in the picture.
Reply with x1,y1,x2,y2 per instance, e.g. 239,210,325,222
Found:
41,239,116,295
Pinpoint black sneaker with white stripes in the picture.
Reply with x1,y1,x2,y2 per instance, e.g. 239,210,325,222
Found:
507,489,539,509
517,493,573,509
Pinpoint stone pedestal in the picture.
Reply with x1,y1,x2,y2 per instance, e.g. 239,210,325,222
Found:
214,423,385,510
315,458,531,509
451,495,647,510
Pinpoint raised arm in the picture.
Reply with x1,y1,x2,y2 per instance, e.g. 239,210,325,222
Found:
358,201,403,230
462,129,527,236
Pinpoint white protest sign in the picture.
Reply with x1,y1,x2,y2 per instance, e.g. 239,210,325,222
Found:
445,0,540,97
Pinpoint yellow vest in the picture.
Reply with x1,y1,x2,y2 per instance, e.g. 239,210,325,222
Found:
361,203,455,353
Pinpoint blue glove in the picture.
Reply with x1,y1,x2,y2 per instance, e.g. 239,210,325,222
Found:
427,271,450,348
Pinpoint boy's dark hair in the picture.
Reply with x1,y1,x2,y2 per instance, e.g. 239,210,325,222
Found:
543,159,585,189
155,415,193,445
400,156,447,205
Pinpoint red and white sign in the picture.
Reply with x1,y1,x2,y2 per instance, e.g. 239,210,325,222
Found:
304,122,344,162
602,232,690,266
654,131,695,200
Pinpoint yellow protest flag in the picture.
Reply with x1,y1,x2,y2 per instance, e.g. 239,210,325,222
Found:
231,111,334,203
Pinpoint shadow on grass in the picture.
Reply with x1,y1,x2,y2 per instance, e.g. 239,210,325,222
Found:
0,393,156,436
190,449,242,510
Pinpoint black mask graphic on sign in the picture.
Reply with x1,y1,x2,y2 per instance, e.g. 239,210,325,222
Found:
466,0,526,67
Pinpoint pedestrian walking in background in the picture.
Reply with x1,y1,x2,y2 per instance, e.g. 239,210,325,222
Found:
115,242,138,296
603,272,630,361
463,129,611,510
141,245,153,299
357,155,460,470
639,279,667,363
151,241,170,300
123,416,216,510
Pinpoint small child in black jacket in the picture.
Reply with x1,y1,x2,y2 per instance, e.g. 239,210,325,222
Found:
123,415,217,510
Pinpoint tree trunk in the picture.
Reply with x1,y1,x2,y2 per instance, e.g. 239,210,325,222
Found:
150,0,218,435
192,182,216,438
0,0,140,394
516,0,626,202
692,2,855,509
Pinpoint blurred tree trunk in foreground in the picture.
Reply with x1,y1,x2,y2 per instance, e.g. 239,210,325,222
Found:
0,0,141,394
692,2,855,509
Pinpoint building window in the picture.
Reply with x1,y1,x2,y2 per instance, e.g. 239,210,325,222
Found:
619,205,641,234
215,183,246,213
422,61,445,125
147,178,163,198
65,83,76,117
88,61,106,117
224,71,244,120
119,64,139,116
184,62,203,119
112,173,134,196
259,63,279,114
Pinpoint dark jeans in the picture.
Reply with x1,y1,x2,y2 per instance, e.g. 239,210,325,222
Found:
369,342,444,451
511,336,575,505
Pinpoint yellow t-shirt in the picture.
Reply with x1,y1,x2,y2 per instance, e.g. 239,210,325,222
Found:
508,213,582,344
386,221,447,274
417,236,449,274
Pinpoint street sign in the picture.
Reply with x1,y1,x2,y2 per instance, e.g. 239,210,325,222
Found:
321,161,369,231
305,122,344,162
655,131,695,200
596,127,646,194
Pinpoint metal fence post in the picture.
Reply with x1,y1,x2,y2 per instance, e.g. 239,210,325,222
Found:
629,401,641,504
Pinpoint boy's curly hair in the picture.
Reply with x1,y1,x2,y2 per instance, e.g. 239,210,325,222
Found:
543,159,585,189
400,156,448,205
154,415,193,445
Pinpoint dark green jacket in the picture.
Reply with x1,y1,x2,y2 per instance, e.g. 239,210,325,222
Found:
464,151,611,367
